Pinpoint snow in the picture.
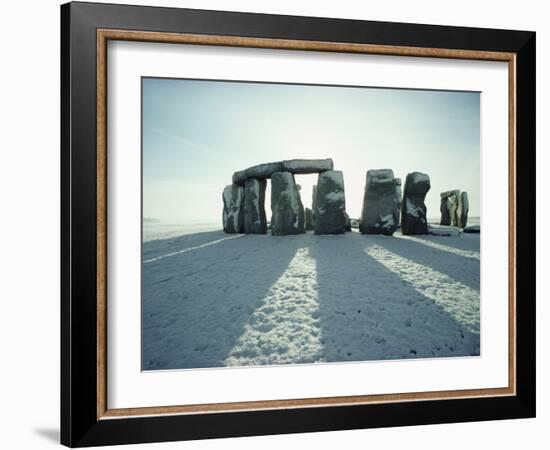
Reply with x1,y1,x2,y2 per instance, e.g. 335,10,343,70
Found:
379,214,394,225
142,230,480,370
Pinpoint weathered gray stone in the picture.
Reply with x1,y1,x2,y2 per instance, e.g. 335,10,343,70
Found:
401,172,431,235
233,159,334,185
458,192,469,228
429,225,462,236
463,225,480,234
243,178,267,234
222,184,244,233
440,198,451,226
270,172,305,235
312,185,318,227
440,190,460,226
344,212,352,232
232,161,283,185
314,170,346,235
395,178,402,225
305,208,314,231
360,169,400,235
281,158,333,174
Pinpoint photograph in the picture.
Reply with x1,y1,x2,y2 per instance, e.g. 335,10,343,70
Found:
141,77,481,371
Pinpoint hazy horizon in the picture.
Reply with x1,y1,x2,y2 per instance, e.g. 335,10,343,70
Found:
143,78,480,225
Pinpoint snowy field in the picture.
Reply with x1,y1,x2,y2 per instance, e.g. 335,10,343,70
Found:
142,229,480,370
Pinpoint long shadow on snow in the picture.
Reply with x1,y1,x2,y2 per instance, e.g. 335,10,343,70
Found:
308,234,479,363
142,230,228,261
370,235,480,291
142,233,301,370
407,233,481,253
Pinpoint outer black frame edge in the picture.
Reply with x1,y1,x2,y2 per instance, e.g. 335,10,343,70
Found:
514,32,536,418
60,2,71,447
60,1,536,447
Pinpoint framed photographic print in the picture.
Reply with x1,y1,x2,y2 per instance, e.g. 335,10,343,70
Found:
60,1,536,447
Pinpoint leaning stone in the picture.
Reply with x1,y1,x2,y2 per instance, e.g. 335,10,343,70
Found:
243,178,267,234
458,192,469,228
222,184,244,233
281,158,333,174
360,169,400,235
401,172,431,235
463,225,480,234
429,225,462,236
270,172,305,235
315,170,346,235
232,161,284,185
305,208,314,231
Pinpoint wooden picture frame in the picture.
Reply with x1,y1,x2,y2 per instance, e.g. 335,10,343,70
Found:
61,1,535,447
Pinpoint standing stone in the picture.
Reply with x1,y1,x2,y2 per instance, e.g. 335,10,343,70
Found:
305,208,314,231
440,190,460,226
395,178,402,226
270,172,305,235
243,178,267,234
312,185,318,227
344,212,352,232
222,184,244,233
360,169,400,235
401,172,431,235
440,197,451,226
449,192,460,226
315,170,346,235
458,191,469,228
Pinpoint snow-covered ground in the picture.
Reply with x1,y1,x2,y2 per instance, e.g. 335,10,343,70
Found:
142,229,480,370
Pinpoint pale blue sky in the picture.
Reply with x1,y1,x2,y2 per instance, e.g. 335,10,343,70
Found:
142,77,480,223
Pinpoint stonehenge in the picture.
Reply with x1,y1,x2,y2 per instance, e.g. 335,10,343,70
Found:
314,170,347,235
223,159,473,238
401,172,431,235
222,184,244,233
271,172,305,235
243,178,267,234
226,158,342,236
440,190,469,228
360,169,400,235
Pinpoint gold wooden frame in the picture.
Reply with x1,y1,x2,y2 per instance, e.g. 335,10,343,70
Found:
96,29,516,420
